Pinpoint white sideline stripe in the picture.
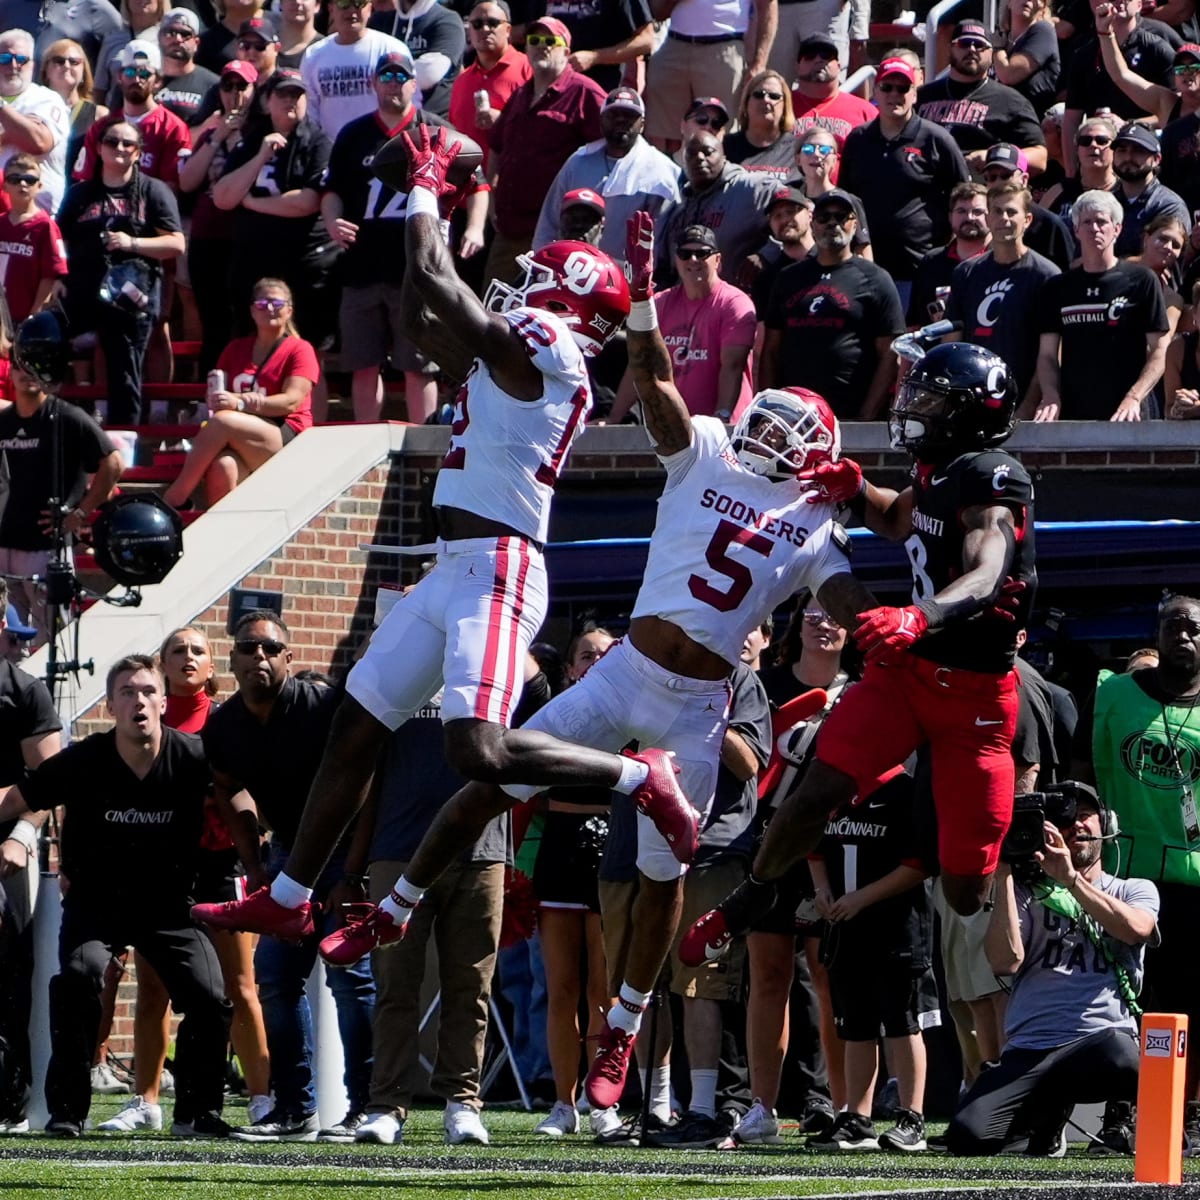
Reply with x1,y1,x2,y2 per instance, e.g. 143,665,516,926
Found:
27,422,445,726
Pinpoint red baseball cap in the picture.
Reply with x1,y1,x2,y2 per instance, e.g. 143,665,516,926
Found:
562,187,605,214
877,57,916,83
221,59,258,85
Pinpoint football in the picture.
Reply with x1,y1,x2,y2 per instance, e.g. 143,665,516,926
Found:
371,125,484,192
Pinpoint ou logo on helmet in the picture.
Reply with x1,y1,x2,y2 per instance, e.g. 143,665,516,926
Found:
561,250,601,295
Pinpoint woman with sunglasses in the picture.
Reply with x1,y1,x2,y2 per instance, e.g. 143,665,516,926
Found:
40,39,107,181
1040,113,1118,222
993,0,1060,117
793,126,872,259
179,60,259,372
164,278,317,508
723,70,796,180
56,119,185,425
94,0,169,102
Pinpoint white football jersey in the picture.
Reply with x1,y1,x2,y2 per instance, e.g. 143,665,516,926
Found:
0,84,70,213
432,307,592,544
630,417,849,667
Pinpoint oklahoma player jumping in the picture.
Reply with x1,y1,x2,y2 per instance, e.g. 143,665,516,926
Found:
193,126,709,943
682,339,1036,975
316,211,883,1117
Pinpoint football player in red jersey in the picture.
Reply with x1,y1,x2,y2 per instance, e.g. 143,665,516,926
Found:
683,339,1035,970
193,128,713,957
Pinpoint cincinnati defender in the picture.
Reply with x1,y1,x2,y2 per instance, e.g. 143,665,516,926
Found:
683,340,1036,968
194,127,702,945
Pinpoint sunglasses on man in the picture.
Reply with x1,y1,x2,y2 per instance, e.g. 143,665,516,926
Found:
676,246,715,260
0,52,30,66
470,16,505,28
1075,134,1112,147
122,66,154,80
234,637,288,656
377,67,411,83
4,173,38,185
525,33,565,47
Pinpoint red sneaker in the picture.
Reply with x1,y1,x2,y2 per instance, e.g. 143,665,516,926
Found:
626,748,697,864
319,905,404,967
584,1023,638,1111
192,887,314,940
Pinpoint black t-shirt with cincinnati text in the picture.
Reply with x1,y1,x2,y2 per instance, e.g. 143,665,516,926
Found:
0,661,61,842
764,254,905,419
21,726,209,903
157,64,221,125
0,399,115,551
905,448,1037,674
915,76,1046,156
1036,261,1169,419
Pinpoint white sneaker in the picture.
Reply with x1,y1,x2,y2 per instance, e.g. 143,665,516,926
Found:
735,1099,782,1145
0,1118,29,1133
247,1094,274,1124
534,1101,579,1137
444,1101,489,1145
589,1104,623,1137
355,1111,404,1145
159,1067,175,1097
91,1063,130,1095
98,1095,163,1132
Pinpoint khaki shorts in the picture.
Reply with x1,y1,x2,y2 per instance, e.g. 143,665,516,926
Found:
644,35,745,144
339,281,437,375
670,857,748,1002
934,877,1003,1003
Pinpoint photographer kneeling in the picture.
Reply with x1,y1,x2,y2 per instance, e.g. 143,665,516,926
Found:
945,783,1159,1157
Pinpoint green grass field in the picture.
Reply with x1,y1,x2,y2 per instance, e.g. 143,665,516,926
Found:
1,1097,1194,1200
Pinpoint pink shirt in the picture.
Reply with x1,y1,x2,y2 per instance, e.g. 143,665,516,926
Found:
654,279,757,419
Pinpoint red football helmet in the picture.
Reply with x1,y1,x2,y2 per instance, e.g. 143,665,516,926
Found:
731,388,840,480
484,240,631,357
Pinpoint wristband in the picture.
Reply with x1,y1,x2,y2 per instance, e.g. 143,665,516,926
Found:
914,599,947,630
627,298,658,332
845,478,868,519
6,819,38,856
407,187,440,219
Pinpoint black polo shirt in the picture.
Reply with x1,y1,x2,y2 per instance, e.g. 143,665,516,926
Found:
21,727,209,903
916,76,1045,157
0,661,61,840
838,114,970,281
202,676,340,849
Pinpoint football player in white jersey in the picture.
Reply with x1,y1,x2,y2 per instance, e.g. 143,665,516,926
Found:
195,127,702,949
0,30,70,213
310,209,883,1114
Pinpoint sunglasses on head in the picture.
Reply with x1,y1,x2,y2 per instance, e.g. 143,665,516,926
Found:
0,52,30,66
4,173,38,185
676,246,714,260
102,135,139,148
525,33,564,47
751,88,784,101
1076,133,1112,146
234,637,287,656
221,76,250,89
799,141,835,157
122,66,154,79
470,16,504,28
253,296,289,312
238,37,269,50
377,67,411,83
49,54,83,65
878,80,911,94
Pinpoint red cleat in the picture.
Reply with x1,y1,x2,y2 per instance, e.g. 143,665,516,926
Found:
192,887,314,940
319,905,405,967
584,1023,638,1110
626,748,698,864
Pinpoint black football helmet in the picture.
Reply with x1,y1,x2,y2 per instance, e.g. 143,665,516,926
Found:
93,494,183,586
890,342,1017,459
13,309,69,388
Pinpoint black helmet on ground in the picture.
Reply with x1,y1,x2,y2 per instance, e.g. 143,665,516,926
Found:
890,342,1017,460
13,309,69,388
92,494,183,587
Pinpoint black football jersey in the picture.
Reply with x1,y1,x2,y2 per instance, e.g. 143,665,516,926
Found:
905,448,1036,673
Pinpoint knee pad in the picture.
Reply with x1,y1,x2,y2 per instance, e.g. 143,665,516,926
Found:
636,815,688,883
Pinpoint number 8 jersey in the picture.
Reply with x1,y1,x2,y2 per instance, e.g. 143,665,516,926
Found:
433,306,593,545
630,417,851,667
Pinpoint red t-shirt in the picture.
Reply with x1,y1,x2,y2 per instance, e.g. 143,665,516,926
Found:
75,105,193,187
217,334,319,435
0,210,68,324
448,46,532,173
164,690,234,853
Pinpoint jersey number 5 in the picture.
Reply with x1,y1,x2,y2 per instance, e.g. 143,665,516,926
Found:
689,519,773,612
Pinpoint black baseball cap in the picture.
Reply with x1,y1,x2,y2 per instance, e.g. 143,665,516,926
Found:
675,223,719,252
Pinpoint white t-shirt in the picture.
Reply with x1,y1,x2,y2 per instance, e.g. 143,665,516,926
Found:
0,83,71,213
667,0,750,38
432,307,592,545
630,417,848,667
299,29,413,140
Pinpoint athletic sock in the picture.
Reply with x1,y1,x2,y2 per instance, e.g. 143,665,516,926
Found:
614,757,650,795
379,876,424,924
608,982,653,1034
689,1069,718,1119
269,872,312,909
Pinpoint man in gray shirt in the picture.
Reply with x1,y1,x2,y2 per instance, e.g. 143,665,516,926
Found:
945,783,1159,1157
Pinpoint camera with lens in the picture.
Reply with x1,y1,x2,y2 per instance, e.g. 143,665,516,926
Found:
1000,781,1097,880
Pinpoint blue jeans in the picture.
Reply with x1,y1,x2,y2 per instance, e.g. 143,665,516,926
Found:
255,845,375,1115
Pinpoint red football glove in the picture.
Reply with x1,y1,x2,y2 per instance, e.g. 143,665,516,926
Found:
625,210,655,302
853,605,930,664
987,577,1026,622
400,123,461,198
799,458,864,506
